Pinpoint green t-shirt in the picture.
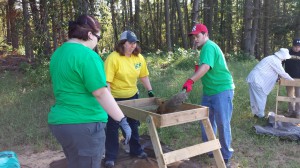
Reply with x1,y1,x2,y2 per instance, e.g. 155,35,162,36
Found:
48,42,108,124
199,40,235,95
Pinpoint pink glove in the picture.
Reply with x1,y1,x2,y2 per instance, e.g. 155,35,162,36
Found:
182,79,194,92
195,65,199,72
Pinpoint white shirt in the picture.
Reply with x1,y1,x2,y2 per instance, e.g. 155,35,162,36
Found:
246,55,293,94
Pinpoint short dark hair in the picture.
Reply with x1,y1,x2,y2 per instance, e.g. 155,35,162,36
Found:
114,40,141,56
68,14,101,41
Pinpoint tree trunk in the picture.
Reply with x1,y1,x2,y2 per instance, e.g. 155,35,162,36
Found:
295,2,300,37
122,0,127,29
22,0,33,60
110,0,118,42
175,0,188,49
7,0,18,49
225,0,233,53
134,0,141,39
159,0,163,47
73,0,89,16
59,1,65,43
219,0,225,50
213,0,218,37
191,0,199,47
183,0,190,46
191,0,199,26
89,0,96,15
1,7,5,37
50,0,59,50
172,1,179,46
29,0,39,31
263,0,270,56
147,0,157,48
165,0,171,51
250,0,259,56
242,0,253,56
5,5,11,44
40,0,51,56
256,0,263,59
129,0,133,26
203,0,213,39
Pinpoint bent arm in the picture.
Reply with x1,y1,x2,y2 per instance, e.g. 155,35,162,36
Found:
92,87,125,122
189,64,210,82
272,61,294,81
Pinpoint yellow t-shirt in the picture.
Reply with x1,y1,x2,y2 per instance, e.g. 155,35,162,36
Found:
105,51,149,98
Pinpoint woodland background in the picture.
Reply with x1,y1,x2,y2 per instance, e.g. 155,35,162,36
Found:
0,0,300,64
1,1,300,167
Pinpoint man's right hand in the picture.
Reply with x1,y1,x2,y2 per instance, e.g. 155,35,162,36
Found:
182,79,194,92
118,117,132,144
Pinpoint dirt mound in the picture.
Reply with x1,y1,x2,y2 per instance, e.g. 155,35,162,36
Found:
18,150,65,168
48,135,202,168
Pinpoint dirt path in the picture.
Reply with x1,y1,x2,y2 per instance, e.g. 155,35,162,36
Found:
18,150,65,168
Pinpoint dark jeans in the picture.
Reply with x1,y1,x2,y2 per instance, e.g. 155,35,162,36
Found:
49,122,106,168
105,93,143,161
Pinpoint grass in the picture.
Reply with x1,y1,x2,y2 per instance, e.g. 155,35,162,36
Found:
0,54,299,167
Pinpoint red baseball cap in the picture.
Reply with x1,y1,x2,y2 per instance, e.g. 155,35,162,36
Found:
188,24,208,36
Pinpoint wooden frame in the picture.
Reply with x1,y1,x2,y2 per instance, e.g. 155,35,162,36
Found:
275,79,300,124
118,98,226,168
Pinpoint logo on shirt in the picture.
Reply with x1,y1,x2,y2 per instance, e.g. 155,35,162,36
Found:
135,63,141,69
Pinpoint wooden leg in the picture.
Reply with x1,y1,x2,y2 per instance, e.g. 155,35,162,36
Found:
202,118,226,168
146,115,167,168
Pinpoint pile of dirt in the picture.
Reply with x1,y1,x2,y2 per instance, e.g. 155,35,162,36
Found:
18,150,65,168
18,135,206,168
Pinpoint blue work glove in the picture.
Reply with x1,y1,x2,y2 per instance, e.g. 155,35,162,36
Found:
118,117,132,144
148,90,154,97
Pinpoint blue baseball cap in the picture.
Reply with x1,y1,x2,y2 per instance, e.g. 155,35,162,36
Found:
120,31,139,42
293,38,300,46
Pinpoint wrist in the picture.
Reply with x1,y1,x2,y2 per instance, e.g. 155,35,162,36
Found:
117,116,126,124
187,79,194,84
148,90,154,97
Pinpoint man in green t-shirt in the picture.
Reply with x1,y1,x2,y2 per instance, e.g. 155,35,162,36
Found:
182,24,235,167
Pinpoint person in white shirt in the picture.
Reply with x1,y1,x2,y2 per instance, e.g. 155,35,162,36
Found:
246,48,294,118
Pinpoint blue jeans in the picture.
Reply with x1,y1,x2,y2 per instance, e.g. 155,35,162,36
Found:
105,93,143,161
49,122,106,168
200,90,234,160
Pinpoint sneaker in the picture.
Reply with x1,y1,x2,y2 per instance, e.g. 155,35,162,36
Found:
104,160,114,168
254,114,264,118
120,139,130,153
137,151,148,159
224,159,231,168
295,112,300,119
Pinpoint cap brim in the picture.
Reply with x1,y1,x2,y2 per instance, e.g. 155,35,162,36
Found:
188,31,201,36
128,39,139,42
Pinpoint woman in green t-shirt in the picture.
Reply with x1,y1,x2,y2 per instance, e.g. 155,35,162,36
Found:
48,14,131,168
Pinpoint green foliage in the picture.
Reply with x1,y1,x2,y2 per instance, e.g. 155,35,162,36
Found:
0,71,57,151
226,50,256,62
23,59,51,87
